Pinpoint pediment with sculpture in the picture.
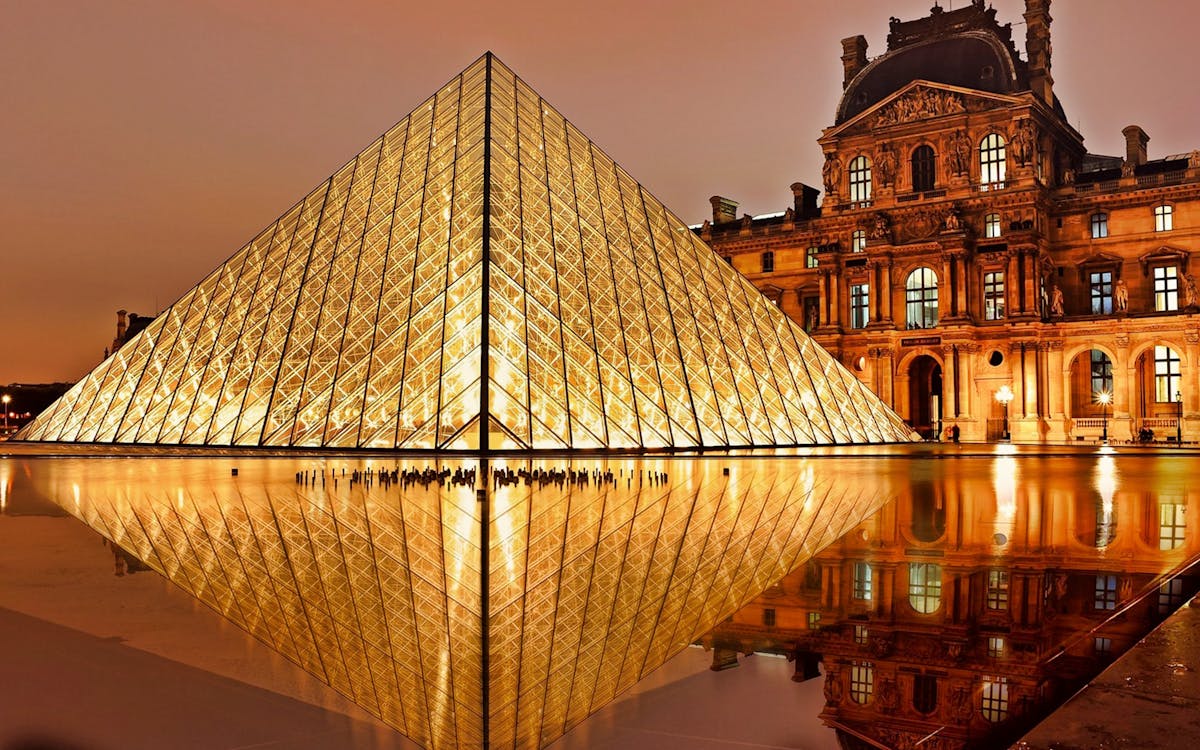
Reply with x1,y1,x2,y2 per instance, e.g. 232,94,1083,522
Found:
826,81,1020,139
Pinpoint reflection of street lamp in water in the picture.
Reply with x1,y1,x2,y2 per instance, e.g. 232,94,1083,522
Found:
995,385,1014,441
1095,391,1111,443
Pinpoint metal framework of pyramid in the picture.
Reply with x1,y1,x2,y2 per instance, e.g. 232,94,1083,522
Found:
18,54,915,451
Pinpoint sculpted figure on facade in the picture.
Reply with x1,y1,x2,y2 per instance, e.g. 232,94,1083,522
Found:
943,204,962,231
875,143,898,186
1012,119,1037,166
823,153,842,196
1184,274,1199,308
1050,285,1065,317
871,211,892,240
949,130,972,175
877,678,900,714
1114,278,1129,312
823,668,844,705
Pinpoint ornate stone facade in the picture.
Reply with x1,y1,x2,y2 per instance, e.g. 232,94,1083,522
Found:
704,0,1199,443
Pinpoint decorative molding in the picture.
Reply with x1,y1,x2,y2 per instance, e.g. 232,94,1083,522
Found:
874,87,966,127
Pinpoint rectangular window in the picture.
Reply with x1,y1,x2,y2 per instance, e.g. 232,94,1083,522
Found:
985,213,1002,239
1094,636,1112,655
1095,574,1118,611
850,661,874,704
1159,578,1185,615
850,284,870,329
806,246,819,269
854,624,869,644
1091,212,1109,239
1091,350,1113,396
762,608,776,627
1090,271,1113,315
807,611,822,630
1155,204,1174,232
986,570,1010,610
852,229,867,253
983,271,1005,320
1155,346,1182,402
853,562,874,601
1159,502,1186,550
987,636,1006,658
761,251,775,273
1154,266,1179,311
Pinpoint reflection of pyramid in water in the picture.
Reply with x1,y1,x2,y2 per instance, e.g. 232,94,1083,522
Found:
36,456,893,750
20,54,915,450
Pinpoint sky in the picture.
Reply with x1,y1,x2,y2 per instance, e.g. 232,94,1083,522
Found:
3,0,1198,383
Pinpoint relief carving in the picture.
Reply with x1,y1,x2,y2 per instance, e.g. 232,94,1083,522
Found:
1011,119,1037,167
875,87,966,126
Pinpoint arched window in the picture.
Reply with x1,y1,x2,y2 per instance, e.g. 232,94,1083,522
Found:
905,267,939,329
849,155,873,203
980,133,1007,186
911,144,937,192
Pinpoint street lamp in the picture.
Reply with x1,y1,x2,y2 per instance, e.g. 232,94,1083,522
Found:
1177,390,1183,444
1,394,9,432
995,385,1014,441
1095,391,1111,443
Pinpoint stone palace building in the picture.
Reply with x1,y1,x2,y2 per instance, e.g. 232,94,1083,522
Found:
701,0,1199,442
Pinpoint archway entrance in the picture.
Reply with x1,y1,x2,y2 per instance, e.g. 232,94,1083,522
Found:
908,355,943,439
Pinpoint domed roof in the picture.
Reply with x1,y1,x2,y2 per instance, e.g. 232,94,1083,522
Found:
837,31,1023,124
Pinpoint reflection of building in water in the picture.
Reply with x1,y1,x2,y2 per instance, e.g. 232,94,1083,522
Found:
703,0,1200,443
706,456,1200,750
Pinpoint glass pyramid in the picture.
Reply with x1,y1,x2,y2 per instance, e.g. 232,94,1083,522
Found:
18,54,915,450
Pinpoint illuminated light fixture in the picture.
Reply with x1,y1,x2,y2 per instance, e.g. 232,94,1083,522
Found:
995,385,1014,442
18,54,915,452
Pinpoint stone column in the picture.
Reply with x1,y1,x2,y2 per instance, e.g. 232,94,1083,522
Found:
819,271,830,327
1046,341,1067,440
957,254,970,319
1186,330,1199,441
879,348,896,409
941,254,956,317
943,344,960,419
884,259,895,322
1023,344,1038,418
1113,333,1132,430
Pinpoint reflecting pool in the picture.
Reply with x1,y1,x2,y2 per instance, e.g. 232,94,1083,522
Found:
0,446,1194,750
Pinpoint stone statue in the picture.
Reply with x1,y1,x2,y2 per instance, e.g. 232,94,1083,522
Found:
1050,285,1065,317
943,205,961,231
822,153,842,196
875,143,897,186
823,669,843,705
1115,278,1129,312
1185,275,1198,308
877,678,900,714
1061,167,1076,186
1012,120,1036,166
950,131,972,176
950,685,973,722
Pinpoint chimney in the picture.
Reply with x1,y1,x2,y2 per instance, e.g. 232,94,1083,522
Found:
115,309,128,342
710,195,739,224
1122,125,1150,167
1023,0,1054,105
841,36,868,89
790,182,821,220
